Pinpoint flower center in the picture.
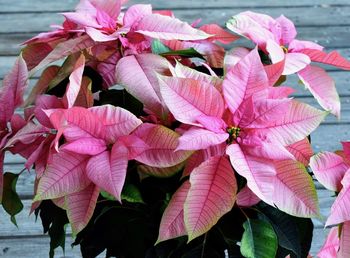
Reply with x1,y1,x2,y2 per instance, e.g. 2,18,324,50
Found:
281,45,288,53
226,126,241,143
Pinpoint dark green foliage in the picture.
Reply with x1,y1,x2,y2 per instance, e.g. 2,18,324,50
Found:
1,172,23,226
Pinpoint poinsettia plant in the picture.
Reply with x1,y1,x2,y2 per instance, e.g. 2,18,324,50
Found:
1,0,350,257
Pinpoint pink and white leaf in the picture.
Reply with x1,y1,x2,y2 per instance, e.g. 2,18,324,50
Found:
286,138,313,166
339,221,350,258
223,48,269,114
133,123,192,167
30,35,95,75
199,24,239,44
24,65,60,106
298,49,350,70
0,55,28,128
276,15,297,45
159,76,224,125
283,53,310,75
177,127,228,151
256,100,327,146
91,0,121,20
223,47,250,73
135,13,211,40
184,155,237,241
298,65,340,117
123,4,152,27
89,105,142,143
173,61,222,92
236,185,260,207
273,160,319,217
226,144,275,206
34,151,91,200
86,144,128,201
310,152,348,192
115,53,170,116
326,172,350,226
156,180,190,243
34,95,64,128
61,137,106,155
63,53,86,108
289,39,324,52
66,183,99,235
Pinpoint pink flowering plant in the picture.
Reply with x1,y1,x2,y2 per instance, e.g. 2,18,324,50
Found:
1,1,350,257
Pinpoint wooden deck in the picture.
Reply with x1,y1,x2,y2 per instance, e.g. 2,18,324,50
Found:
1,0,350,257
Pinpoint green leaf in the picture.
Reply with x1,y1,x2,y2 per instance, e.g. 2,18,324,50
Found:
121,184,144,204
240,219,278,258
257,203,301,257
100,191,116,201
151,39,171,54
160,48,205,60
1,172,23,226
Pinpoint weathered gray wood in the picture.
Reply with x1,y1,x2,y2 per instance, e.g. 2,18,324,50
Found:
310,228,329,256
0,236,100,258
2,26,350,55
1,0,350,13
1,6,350,34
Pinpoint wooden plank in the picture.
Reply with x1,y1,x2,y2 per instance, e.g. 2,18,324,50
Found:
1,0,350,13
0,235,107,258
1,6,350,35
0,230,328,257
2,26,350,56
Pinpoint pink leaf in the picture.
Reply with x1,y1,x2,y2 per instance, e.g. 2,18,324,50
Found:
86,144,128,201
0,152,4,202
118,135,148,160
310,152,348,192
236,185,260,207
286,138,313,166
339,221,350,258
276,15,297,45
317,227,339,258
22,43,53,71
62,137,106,155
24,65,60,106
63,53,86,108
159,77,224,125
133,123,192,167
66,183,99,235
5,122,49,147
184,155,237,241
289,39,324,52
89,105,142,143
326,172,350,226
74,77,94,108
34,95,64,128
173,61,222,92
199,24,239,44
135,13,211,40
177,127,228,151
224,47,250,73
298,49,350,70
298,65,340,117
226,144,275,204
273,160,319,217
34,151,91,200
115,53,170,116
0,55,28,128
85,27,121,42
30,35,95,75
90,0,121,20
50,107,106,141
223,48,269,114
283,52,310,75
123,4,152,27
255,100,326,146
156,180,190,243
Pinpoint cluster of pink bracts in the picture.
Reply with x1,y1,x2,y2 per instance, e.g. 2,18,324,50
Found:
1,0,350,256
